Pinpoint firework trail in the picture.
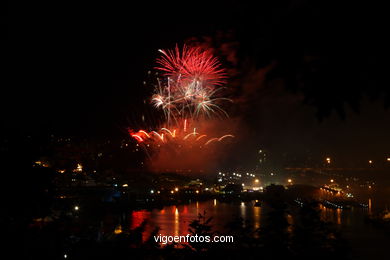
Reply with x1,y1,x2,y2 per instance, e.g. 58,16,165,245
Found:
130,126,234,146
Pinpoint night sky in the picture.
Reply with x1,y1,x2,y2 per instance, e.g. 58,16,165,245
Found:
3,1,390,166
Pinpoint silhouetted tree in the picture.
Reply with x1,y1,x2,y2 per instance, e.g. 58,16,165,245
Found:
291,201,349,259
187,210,215,253
260,184,290,257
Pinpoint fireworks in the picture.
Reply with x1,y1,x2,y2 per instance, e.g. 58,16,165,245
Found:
129,44,234,171
156,45,226,87
152,44,231,124
130,125,234,146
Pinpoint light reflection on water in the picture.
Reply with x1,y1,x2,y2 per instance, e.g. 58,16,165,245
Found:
125,200,366,241
127,201,264,240
253,206,261,230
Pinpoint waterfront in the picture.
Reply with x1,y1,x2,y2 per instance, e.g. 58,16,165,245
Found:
127,200,264,240
123,197,389,243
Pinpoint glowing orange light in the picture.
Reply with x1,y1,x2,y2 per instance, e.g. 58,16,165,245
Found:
205,137,218,145
196,134,207,142
218,134,235,142
161,128,174,137
139,130,150,138
114,225,122,234
131,134,144,142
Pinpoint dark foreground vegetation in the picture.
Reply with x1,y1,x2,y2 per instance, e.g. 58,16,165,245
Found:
6,180,349,260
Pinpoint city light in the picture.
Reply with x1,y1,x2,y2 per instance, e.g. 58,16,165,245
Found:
74,206,79,211
174,187,179,192
369,160,373,164
114,225,122,234
255,179,259,183
34,160,49,167
330,179,334,183
288,179,292,183
326,157,331,164
74,163,83,173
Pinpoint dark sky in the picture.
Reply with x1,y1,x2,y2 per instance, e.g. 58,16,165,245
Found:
2,1,390,165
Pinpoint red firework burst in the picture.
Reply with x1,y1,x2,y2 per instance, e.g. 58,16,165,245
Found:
156,44,226,88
